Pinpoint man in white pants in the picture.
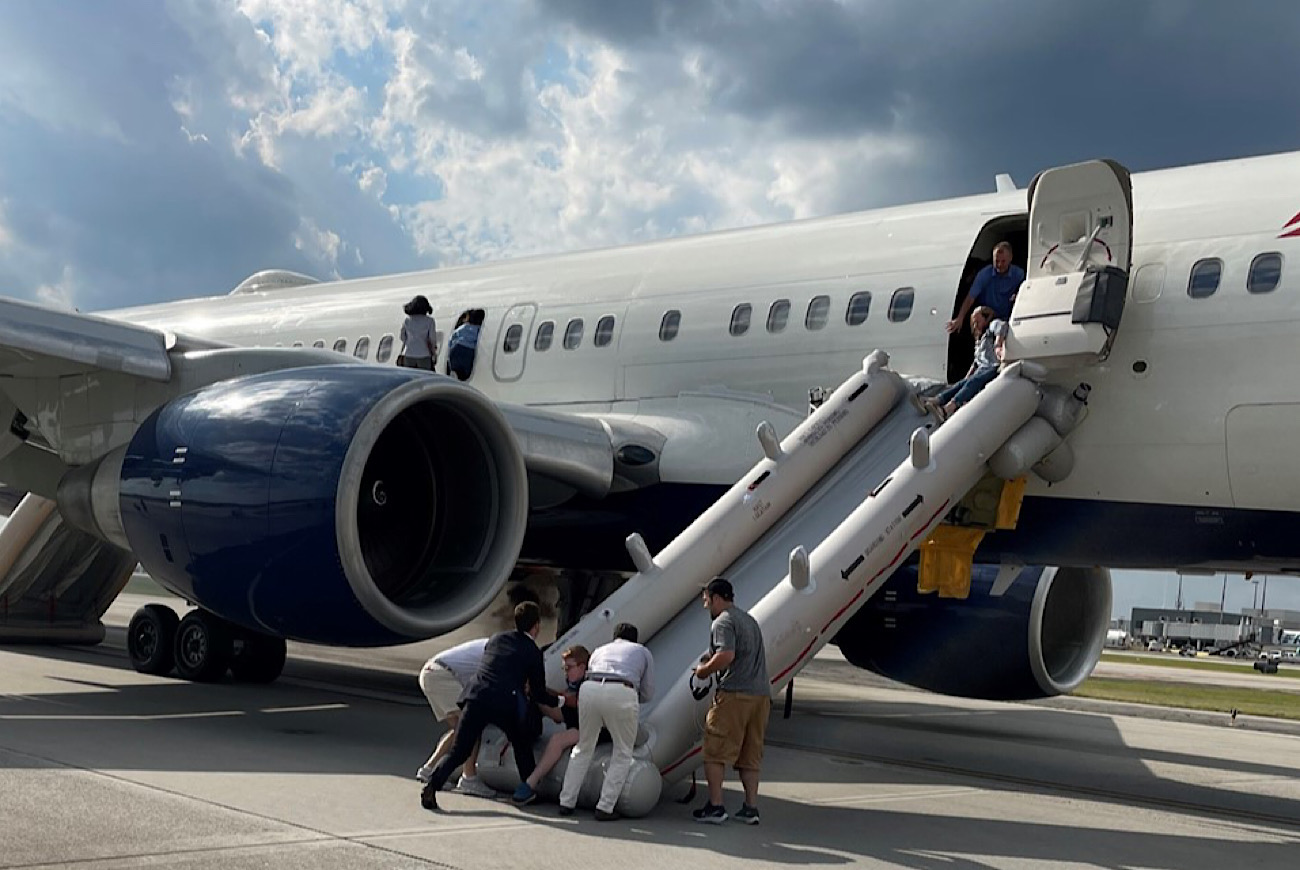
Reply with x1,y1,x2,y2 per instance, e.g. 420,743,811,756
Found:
557,623,655,821
417,637,495,797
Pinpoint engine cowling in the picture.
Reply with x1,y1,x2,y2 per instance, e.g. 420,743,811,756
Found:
833,563,1111,700
59,366,528,646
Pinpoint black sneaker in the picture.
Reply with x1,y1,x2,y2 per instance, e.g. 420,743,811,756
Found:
420,784,439,811
692,802,728,824
557,805,575,817
733,804,760,825
594,808,621,821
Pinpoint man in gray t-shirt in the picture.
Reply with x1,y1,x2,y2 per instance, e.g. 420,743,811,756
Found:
691,577,770,825
710,607,768,696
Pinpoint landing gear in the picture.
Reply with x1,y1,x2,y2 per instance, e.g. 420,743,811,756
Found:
230,630,287,683
126,604,180,675
126,604,290,684
174,609,234,682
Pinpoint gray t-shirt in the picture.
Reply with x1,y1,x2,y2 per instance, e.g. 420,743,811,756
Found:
972,319,1007,372
710,607,769,696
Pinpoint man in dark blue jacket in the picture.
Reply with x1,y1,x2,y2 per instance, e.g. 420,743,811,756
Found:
421,601,563,810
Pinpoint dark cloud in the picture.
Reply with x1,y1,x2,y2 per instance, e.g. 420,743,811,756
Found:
536,0,709,45
541,0,1300,204
0,2,424,310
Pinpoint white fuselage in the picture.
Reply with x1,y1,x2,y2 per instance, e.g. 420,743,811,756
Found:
108,152,1300,516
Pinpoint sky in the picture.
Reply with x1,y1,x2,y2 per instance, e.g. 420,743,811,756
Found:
1,1,1299,613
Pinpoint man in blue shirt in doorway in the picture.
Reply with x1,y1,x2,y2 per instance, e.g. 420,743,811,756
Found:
946,241,1025,333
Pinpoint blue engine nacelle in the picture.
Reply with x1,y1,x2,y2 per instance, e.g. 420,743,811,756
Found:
59,365,528,646
833,563,1111,700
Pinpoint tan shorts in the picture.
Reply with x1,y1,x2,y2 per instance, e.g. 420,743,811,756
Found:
702,691,771,771
419,665,463,722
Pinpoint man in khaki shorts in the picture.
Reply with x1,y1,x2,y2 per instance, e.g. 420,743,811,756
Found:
417,637,494,796
692,577,770,825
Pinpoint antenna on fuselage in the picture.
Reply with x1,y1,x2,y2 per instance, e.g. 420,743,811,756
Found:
995,173,1017,193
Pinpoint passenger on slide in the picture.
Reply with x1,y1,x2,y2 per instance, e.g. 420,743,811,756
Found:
925,306,1007,420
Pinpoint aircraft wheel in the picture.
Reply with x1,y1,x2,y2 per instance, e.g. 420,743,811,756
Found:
173,610,233,682
229,631,287,684
127,604,180,676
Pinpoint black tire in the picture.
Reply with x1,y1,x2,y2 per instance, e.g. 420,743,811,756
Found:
229,631,287,684
173,610,233,682
127,604,180,676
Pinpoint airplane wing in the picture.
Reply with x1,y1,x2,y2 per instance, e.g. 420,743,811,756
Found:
0,296,771,652
0,295,177,381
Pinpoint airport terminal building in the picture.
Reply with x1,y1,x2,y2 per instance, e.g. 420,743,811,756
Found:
1129,607,1300,650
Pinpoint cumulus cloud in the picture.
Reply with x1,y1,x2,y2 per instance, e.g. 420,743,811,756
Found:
0,0,1296,312
35,265,78,311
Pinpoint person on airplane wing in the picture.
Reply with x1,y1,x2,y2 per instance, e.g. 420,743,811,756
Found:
693,577,769,826
556,623,655,821
420,602,563,811
447,308,484,381
946,241,1024,333
510,644,590,806
398,295,438,370
926,306,1007,419
415,636,495,797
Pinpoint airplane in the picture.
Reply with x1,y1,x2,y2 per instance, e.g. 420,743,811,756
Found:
0,150,1296,706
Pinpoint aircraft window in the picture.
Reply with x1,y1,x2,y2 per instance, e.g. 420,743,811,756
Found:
535,320,555,351
1187,258,1222,299
659,310,681,341
594,315,616,347
846,291,872,326
767,299,790,333
354,336,371,359
333,338,348,353
806,295,830,330
888,288,915,323
1131,263,1166,303
377,334,394,362
729,303,753,336
503,324,523,353
292,341,304,348
563,318,584,350
1248,252,1283,294
312,339,325,349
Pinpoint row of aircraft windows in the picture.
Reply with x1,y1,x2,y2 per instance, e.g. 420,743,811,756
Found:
290,334,396,362
507,287,919,354
722,288,916,339
1187,252,1283,298
294,288,922,360
286,256,1283,360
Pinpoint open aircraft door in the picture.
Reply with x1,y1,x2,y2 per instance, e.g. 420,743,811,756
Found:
493,303,536,383
1004,159,1133,368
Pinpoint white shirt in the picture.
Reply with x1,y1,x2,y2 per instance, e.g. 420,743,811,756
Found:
587,639,656,703
425,637,488,688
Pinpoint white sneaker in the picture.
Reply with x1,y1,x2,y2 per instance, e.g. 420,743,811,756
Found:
456,774,497,798
415,765,434,783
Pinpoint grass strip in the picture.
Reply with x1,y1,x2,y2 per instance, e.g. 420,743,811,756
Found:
1100,652,1300,680
1073,677,1300,721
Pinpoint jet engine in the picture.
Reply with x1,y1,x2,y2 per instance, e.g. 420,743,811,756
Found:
58,365,528,646
833,563,1111,700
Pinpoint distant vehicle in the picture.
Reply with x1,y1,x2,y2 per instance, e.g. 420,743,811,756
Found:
1179,646,1198,657
1105,629,1128,649
1147,640,1163,652
1259,650,1283,661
